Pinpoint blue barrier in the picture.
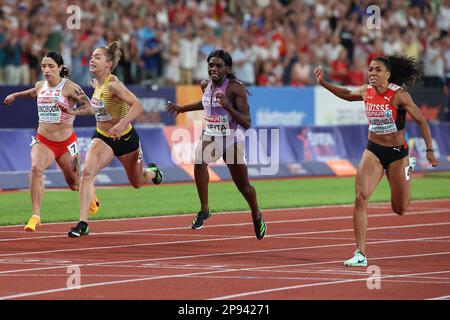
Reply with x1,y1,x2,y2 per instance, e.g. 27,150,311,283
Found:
1,123,449,190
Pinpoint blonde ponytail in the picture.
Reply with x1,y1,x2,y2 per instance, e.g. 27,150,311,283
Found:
102,41,122,71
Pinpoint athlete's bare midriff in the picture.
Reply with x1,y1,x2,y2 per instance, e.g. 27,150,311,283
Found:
37,123,74,142
368,130,405,147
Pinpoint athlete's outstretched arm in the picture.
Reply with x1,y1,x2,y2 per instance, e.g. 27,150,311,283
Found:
167,100,204,117
314,66,365,101
166,80,208,117
3,81,44,105
395,90,439,167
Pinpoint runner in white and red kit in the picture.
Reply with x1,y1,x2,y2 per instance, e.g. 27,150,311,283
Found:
314,55,439,266
3,51,98,232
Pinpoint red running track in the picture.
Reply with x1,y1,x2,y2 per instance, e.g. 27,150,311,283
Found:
0,199,449,300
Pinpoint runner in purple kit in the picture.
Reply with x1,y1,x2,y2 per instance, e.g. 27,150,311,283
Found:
167,49,266,239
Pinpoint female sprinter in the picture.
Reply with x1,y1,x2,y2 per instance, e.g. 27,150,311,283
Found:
314,55,439,266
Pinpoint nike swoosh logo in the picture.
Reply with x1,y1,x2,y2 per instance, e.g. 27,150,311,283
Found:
124,136,131,141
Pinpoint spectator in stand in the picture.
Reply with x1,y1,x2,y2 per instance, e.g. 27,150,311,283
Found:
383,27,403,56
179,25,201,85
423,37,446,88
281,42,298,86
232,36,256,86
329,48,349,85
436,0,450,36
310,34,329,69
0,0,448,89
162,30,181,86
366,38,385,67
141,29,164,85
402,30,422,61
137,16,156,54
4,29,22,85
347,59,366,86
324,33,344,67
408,6,426,30
121,35,142,85
257,60,282,86
194,27,216,85
290,52,312,87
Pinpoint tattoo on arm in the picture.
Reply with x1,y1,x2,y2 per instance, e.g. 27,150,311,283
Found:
71,87,94,115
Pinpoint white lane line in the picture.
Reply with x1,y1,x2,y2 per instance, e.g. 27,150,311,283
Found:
1,221,450,258
1,252,450,300
427,294,450,300
0,235,449,276
1,208,449,242
1,198,448,229
209,270,450,300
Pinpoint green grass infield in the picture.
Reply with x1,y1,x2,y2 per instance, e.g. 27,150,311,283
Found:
0,175,449,226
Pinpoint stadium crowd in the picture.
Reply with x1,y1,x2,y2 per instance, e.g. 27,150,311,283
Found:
0,0,449,90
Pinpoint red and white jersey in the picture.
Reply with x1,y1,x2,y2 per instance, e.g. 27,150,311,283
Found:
37,78,75,125
364,83,405,135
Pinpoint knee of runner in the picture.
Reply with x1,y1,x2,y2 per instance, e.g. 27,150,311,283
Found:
81,167,97,181
30,165,44,179
355,190,370,205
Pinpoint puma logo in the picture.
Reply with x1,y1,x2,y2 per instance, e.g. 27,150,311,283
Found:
393,147,401,152
384,96,391,102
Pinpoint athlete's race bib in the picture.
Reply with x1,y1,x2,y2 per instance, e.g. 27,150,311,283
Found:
204,115,231,136
368,114,397,135
92,97,112,121
67,141,79,157
37,96,62,123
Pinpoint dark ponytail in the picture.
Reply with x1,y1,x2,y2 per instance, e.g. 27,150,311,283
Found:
44,51,70,78
60,65,69,78
374,55,422,87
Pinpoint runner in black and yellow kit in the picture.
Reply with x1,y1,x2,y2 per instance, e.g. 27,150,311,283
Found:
63,41,163,237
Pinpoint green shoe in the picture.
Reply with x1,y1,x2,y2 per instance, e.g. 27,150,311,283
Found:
148,163,163,185
344,249,367,267
253,212,267,240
